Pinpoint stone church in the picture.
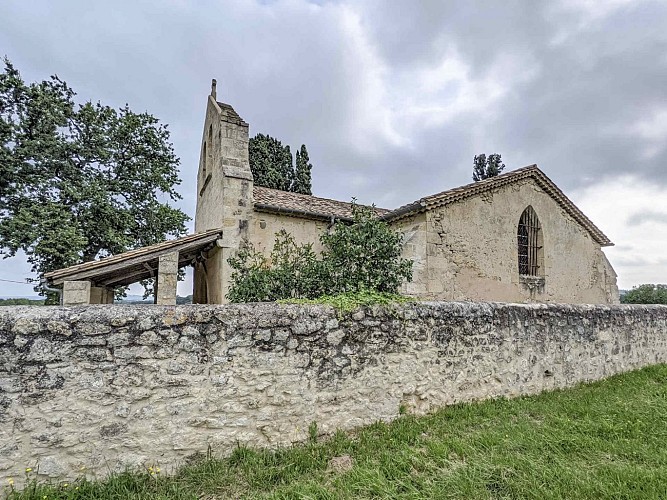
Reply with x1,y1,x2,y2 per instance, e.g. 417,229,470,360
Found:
193,83,620,305
45,83,619,305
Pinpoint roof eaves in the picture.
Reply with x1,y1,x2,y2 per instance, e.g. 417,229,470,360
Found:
380,200,427,222
253,203,353,223
530,170,613,247
380,165,613,247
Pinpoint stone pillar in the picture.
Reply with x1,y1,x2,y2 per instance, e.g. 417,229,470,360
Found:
90,286,114,304
204,246,226,304
62,281,91,306
156,252,179,305
192,261,208,304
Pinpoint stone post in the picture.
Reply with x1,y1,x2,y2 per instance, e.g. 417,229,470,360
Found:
90,286,114,304
156,251,179,305
62,281,91,306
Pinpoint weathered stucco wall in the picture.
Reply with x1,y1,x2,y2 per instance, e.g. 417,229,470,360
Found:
1,302,665,484
250,211,328,255
422,178,619,304
393,213,428,296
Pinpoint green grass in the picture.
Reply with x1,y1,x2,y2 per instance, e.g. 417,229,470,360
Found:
278,290,413,313
7,365,667,499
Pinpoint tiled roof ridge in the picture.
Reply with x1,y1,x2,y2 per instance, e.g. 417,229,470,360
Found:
381,165,613,247
253,185,389,221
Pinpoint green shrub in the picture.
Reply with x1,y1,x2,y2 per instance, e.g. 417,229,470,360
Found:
226,230,323,303
319,203,413,294
227,203,413,302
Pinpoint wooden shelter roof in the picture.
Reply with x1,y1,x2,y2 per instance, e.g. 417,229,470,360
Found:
44,229,223,287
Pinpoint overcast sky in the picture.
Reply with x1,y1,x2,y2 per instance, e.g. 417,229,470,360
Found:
1,0,666,297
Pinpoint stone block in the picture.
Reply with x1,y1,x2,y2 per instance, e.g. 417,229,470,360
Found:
62,281,91,306
90,286,114,305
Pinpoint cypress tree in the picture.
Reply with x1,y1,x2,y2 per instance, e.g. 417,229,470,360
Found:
249,134,314,194
249,133,294,191
472,154,487,182
472,153,505,181
293,145,313,195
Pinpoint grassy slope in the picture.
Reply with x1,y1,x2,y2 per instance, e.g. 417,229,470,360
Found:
7,365,667,499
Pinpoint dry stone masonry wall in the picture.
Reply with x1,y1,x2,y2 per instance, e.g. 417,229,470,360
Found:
1,302,666,484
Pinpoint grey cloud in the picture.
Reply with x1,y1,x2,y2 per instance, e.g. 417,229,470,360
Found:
626,211,667,226
612,244,637,253
614,256,652,267
354,0,667,192
1,0,667,292
3,0,666,208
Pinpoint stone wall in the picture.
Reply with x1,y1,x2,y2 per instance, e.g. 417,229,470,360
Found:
1,302,665,484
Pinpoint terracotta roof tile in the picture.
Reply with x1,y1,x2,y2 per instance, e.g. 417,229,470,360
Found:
253,186,389,221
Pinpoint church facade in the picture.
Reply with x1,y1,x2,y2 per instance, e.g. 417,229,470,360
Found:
193,85,619,305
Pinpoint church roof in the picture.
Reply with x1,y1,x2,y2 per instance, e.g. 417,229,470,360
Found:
381,165,613,247
253,186,389,222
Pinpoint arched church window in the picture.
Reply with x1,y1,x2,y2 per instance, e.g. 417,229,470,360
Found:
517,206,543,276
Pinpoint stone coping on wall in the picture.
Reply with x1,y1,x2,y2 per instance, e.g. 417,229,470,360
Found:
1,301,666,484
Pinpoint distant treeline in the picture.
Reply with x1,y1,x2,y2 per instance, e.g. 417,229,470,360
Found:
0,298,45,306
621,284,667,305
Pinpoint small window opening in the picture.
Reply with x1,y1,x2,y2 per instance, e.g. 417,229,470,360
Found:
206,124,213,175
202,142,207,177
517,206,542,276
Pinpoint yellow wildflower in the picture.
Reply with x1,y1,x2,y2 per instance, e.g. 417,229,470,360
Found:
25,468,32,472
7,478,14,485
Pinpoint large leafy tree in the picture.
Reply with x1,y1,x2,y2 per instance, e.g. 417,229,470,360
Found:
248,133,314,193
472,153,506,182
0,58,189,300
